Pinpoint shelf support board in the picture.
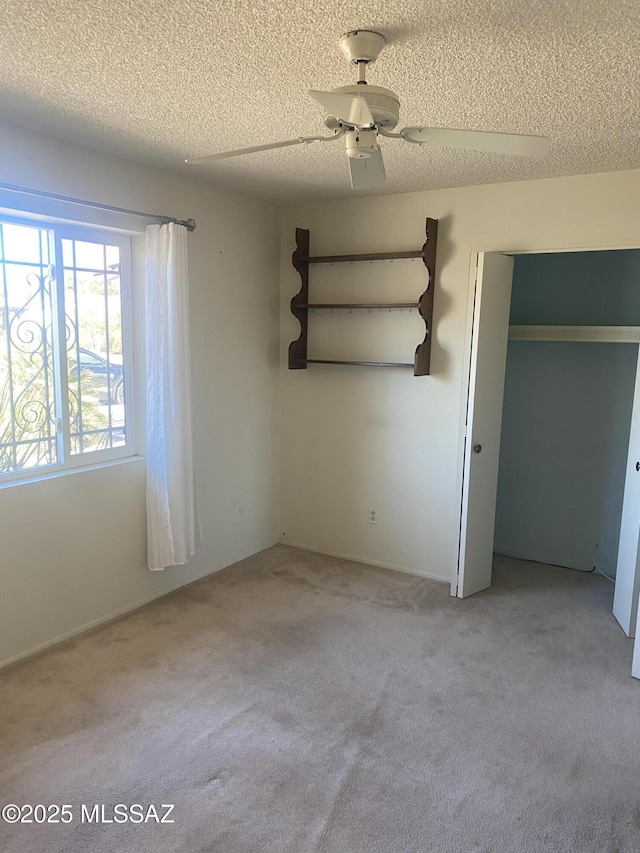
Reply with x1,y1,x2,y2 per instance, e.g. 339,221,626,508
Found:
414,217,438,376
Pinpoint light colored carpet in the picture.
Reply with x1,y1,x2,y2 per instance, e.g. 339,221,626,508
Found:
1,546,639,853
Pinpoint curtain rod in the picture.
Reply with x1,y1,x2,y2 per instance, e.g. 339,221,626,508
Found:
0,181,196,231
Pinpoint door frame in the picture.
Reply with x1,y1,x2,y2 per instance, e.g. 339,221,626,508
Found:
454,241,640,599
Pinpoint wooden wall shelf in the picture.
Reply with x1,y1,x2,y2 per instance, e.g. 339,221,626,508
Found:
302,250,424,264
288,218,438,376
299,302,419,310
304,359,414,367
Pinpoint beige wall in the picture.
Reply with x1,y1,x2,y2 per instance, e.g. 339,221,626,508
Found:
279,169,640,583
0,122,281,665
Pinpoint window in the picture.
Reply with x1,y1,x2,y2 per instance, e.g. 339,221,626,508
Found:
0,216,134,479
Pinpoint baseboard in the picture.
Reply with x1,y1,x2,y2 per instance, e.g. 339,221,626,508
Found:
493,547,595,573
0,542,275,670
280,539,450,584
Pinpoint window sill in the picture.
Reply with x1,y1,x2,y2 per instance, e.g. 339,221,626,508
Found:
0,454,145,491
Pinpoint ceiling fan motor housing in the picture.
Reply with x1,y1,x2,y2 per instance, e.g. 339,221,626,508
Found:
324,85,400,130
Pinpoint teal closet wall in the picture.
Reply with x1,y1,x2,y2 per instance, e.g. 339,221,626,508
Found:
510,250,640,326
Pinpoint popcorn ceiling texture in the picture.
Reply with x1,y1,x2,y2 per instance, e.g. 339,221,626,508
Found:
1,0,638,203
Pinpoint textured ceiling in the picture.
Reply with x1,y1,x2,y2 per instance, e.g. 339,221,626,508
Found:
1,0,639,204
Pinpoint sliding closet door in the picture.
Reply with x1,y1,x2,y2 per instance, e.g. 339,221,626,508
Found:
613,347,640,637
457,253,514,598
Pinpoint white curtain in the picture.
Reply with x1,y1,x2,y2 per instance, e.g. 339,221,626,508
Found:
145,222,199,570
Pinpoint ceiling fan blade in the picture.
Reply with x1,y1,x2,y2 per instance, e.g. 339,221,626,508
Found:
349,148,386,190
401,126,551,157
186,136,324,163
309,90,374,128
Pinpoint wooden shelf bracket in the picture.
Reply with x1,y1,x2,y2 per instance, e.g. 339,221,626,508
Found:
288,228,310,370
415,217,438,376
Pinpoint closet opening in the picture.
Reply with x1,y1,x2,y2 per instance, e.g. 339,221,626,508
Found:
493,249,640,631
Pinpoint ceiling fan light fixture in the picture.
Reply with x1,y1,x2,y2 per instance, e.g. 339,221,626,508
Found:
345,129,378,159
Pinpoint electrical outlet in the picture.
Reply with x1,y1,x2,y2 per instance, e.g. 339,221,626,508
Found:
369,508,377,525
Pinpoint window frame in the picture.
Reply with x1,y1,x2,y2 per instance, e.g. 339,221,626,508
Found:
0,213,137,484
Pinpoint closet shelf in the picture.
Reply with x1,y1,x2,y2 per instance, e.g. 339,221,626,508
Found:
509,325,640,343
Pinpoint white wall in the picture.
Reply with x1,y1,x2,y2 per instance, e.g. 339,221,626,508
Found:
0,121,281,666
279,169,640,584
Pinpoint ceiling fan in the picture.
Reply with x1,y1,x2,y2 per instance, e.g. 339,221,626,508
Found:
186,30,551,191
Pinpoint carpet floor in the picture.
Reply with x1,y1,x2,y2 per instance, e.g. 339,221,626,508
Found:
1,546,639,853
